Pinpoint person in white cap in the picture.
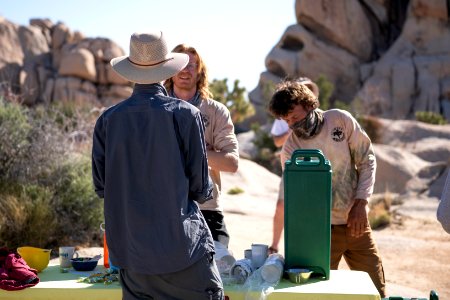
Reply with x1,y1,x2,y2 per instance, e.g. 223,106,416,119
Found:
165,44,239,249
268,77,319,255
92,31,223,300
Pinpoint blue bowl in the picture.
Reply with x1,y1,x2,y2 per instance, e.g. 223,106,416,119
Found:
71,257,98,271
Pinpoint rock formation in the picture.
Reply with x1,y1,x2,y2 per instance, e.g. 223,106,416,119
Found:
239,0,450,200
249,0,450,123
0,17,132,107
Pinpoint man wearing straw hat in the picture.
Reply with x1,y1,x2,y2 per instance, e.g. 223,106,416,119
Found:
92,31,224,299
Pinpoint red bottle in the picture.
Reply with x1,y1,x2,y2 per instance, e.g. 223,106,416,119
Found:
103,232,110,268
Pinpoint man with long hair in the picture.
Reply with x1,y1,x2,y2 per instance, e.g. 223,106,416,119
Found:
165,44,239,248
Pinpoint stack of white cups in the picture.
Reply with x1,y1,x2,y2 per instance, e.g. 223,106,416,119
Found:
230,245,285,285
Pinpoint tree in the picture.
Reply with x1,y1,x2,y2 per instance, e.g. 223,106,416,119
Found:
209,78,254,124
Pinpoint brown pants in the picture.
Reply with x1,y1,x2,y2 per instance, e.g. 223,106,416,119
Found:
331,225,386,298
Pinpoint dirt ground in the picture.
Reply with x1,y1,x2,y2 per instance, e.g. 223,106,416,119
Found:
375,218,450,299
370,200,450,299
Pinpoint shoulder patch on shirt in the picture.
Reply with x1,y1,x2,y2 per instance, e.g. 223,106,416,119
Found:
201,113,210,127
331,127,345,142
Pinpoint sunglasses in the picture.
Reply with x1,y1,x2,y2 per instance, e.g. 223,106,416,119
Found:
184,63,198,71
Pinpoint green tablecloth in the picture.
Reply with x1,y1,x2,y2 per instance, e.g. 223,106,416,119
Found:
0,263,380,300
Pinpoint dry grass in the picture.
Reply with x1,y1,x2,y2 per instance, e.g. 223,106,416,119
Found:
369,192,394,229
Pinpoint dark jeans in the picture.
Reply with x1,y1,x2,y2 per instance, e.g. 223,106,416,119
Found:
120,252,223,300
201,210,230,247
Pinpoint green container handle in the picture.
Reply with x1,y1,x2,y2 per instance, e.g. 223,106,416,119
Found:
286,149,331,170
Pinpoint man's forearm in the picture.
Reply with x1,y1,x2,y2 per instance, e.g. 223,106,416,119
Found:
207,150,238,172
272,131,289,148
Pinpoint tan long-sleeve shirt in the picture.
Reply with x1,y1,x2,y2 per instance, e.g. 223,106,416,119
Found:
197,98,239,211
281,109,376,224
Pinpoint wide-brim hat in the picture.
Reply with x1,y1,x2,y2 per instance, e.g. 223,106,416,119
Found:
110,31,189,84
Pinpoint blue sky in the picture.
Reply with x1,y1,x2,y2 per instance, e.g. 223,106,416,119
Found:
1,0,296,93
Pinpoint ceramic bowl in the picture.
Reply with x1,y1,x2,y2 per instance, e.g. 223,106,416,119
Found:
286,268,312,284
17,246,51,272
71,257,98,271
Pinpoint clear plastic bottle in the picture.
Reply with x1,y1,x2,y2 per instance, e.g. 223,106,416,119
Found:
260,253,285,284
230,258,254,284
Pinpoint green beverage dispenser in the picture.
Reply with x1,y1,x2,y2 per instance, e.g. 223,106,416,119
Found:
284,149,332,280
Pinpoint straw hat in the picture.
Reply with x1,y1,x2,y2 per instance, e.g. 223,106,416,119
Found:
110,31,189,84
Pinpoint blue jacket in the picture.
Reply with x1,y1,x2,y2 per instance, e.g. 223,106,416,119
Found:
92,83,214,274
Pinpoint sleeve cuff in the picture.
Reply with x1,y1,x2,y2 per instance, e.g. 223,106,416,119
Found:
95,190,104,198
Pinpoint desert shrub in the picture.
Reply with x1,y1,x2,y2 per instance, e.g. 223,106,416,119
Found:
0,99,67,184
415,111,447,125
333,100,351,111
48,101,96,132
0,98,32,181
0,183,57,248
251,123,281,175
209,78,255,124
37,101,97,154
357,115,383,143
50,156,103,246
368,192,393,229
369,209,391,229
0,97,102,250
227,187,244,195
261,80,277,113
251,123,277,153
316,75,334,110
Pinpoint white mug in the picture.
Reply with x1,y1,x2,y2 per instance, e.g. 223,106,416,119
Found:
59,246,79,268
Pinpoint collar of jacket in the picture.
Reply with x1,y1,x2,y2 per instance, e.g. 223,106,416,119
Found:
132,83,168,96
